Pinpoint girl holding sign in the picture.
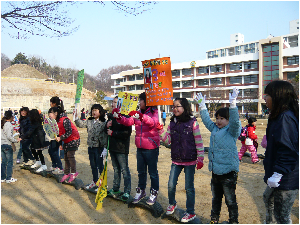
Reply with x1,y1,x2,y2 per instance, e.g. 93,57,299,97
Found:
112,92,160,205
48,106,80,183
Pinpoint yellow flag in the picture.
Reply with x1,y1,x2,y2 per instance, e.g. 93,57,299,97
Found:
95,160,107,210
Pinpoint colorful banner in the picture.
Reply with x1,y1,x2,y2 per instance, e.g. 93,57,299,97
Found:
95,157,107,210
43,117,59,139
75,69,85,103
117,92,139,115
142,57,173,106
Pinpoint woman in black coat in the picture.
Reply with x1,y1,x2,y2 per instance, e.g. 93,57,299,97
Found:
263,80,299,224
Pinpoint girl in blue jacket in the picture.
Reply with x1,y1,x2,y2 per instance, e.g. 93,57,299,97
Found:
263,80,298,224
195,87,241,224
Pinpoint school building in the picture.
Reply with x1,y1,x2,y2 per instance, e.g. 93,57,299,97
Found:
110,20,299,115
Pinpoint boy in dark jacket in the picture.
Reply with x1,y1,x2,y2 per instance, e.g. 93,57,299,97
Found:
106,96,132,201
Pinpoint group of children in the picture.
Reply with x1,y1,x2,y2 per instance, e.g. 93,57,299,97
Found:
1,80,298,224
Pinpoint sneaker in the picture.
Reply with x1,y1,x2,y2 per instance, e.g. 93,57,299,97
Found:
132,187,146,204
24,160,35,166
121,193,130,201
108,188,121,198
1,179,6,183
52,168,64,175
67,172,79,183
60,174,70,183
49,167,55,171
6,178,17,183
86,181,96,190
210,220,219,224
166,204,177,215
36,165,47,173
16,159,20,164
31,161,42,169
181,213,196,223
253,160,260,164
146,188,158,205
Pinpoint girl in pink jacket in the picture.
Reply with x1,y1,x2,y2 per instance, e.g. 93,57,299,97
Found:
113,92,160,205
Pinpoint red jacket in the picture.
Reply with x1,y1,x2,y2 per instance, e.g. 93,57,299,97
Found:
241,125,257,145
58,116,80,144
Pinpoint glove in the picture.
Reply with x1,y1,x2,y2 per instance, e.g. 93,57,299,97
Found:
112,108,122,119
129,111,143,121
156,123,163,130
194,92,206,111
196,161,203,170
229,87,239,108
100,148,107,159
267,172,283,188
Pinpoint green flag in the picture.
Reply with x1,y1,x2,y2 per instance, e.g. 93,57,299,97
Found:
75,69,85,103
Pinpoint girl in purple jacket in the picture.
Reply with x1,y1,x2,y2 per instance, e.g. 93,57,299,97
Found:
112,92,160,205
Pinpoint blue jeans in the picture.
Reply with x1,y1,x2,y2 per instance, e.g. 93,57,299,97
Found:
263,186,298,224
211,171,238,223
88,147,104,183
110,151,131,194
168,163,195,214
17,143,22,159
48,140,63,169
136,148,159,191
21,139,34,162
1,145,14,180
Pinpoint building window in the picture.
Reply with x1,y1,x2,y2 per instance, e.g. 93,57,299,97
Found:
245,61,258,69
116,78,123,85
244,88,257,98
208,50,218,58
136,74,144,80
172,81,180,88
116,88,123,94
172,70,180,77
229,63,242,71
244,75,258,83
182,68,192,76
287,56,299,65
287,71,299,80
198,66,209,74
263,43,279,88
128,85,135,91
182,92,191,98
128,75,135,81
210,65,222,73
210,78,222,85
198,79,209,86
182,80,193,88
136,84,144,90
220,49,225,57
235,46,241,55
173,92,180,98
229,76,242,84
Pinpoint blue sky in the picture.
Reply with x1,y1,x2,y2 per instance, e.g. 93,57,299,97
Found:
1,1,299,76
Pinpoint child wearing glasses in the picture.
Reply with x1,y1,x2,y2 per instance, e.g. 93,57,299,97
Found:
159,98,205,223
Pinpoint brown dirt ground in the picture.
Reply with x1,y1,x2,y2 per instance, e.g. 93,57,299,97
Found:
1,117,299,224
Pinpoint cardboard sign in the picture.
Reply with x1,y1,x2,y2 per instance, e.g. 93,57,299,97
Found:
43,117,59,139
75,69,85,103
117,92,139,115
142,57,173,106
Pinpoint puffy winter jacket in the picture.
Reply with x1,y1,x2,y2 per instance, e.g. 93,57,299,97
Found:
200,107,241,175
241,125,257,145
116,107,160,150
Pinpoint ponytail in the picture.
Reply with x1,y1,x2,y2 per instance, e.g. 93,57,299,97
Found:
48,106,64,122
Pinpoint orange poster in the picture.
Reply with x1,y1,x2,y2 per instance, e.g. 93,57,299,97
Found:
142,57,173,106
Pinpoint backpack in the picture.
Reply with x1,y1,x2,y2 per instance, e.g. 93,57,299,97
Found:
238,126,248,141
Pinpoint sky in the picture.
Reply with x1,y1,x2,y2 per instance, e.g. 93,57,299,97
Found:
1,1,299,76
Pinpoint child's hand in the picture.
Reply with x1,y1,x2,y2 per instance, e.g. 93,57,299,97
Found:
196,161,203,170
59,145,63,150
112,108,122,119
194,92,206,110
107,129,113,136
107,120,112,128
129,111,143,121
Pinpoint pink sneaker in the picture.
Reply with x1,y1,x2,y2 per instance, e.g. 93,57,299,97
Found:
68,172,79,183
60,174,70,183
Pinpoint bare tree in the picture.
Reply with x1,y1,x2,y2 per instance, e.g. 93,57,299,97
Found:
1,1,157,39
1,53,11,71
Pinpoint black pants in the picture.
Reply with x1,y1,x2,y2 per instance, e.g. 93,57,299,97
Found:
211,171,238,223
31,149,45,165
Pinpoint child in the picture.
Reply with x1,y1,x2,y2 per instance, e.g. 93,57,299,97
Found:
106,96,132,201
75,104,108,191
1,111,19,183
50,96,65,160
160,98,204,223
20,109,50,172
238,117,260,163
262,80,298,224
195,87,241,224
80,108,86,120
162,110,166,126
48,106,80,183
112,92,160,205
